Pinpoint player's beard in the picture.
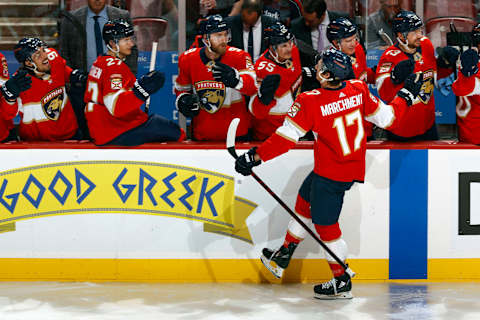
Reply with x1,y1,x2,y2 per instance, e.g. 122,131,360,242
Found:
211,42,227,56
408,39,421,50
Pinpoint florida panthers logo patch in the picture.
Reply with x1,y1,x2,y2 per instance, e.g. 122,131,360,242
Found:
288,102,301,118
419,69,434,104
41,88,64,120
110,74,123,90
195,80,226,114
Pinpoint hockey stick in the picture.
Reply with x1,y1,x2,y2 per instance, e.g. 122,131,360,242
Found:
227,118,355,277
145,41,158,113
378,28,393,47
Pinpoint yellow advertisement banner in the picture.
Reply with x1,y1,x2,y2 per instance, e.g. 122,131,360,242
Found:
0,161,256,243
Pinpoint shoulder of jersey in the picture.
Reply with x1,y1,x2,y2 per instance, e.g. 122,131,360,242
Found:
347,79,367,92
226,46,248,57
179,47,200,63
255,54,268,67
420,36,432,45
420,36,434,51
382,45,400,56
298,89,322,101
355,42,365,55
255,56,277,76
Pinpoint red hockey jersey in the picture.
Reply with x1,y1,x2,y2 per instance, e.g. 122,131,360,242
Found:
175,46,256,141
249,46,302,140
257,80,413,182
352,42,375,84
351,42,376,138
0,52,15,142
452,64,480,144
84,55,148,145
375,38,436,137
7,48,78,141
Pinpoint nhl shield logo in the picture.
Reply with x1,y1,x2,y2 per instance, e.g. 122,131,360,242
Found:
195,80,226,114
41,88,64,120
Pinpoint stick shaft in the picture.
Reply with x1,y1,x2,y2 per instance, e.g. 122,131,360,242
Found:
145,41,158,113
249,172,349,270
227,150,349,270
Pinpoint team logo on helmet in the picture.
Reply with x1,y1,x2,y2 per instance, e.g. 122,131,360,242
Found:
195,80,226,114
41,88,65,120
102,18,134,45
14,37,45,64
265,22,294,46
204,15,229,35
392,11,423,35
320,48,353,81
326,18,357,43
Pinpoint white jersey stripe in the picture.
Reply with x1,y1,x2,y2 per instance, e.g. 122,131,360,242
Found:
104,89,126,115
275,117,306,142
21,94,69,124
364,98,396,129
375,73,389,92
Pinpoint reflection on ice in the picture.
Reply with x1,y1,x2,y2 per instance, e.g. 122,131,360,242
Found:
0,282,478,319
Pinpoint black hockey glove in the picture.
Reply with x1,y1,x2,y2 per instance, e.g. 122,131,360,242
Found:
212,62,240,88
436,46,460,69
391,59,415,85
132,71,165,101
460,49,479,77
235,147,261,176
176,93,200,117
1,69,31,102
302,66,317,79
397,72,423,106
258,74,280,105
69,69,87,88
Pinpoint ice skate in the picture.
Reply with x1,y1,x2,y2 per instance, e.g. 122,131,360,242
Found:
313,272,353,300
260,243,297,279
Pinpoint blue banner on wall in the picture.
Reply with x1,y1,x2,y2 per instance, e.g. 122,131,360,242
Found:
136,51,179,121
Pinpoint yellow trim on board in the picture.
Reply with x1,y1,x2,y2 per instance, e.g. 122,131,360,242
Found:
0,258,478,282
0,258,386,282
428,259,480,280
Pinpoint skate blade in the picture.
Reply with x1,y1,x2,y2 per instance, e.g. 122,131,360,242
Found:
260,255,284,279
314,291,353,300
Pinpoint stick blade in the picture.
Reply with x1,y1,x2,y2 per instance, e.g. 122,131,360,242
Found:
226,118,240,158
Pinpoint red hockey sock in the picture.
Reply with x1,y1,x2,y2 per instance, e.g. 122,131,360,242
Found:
328,262,345,277
283,231,302,248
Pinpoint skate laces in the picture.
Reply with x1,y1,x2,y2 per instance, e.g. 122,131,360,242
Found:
321,278,337,290
269,249,280,262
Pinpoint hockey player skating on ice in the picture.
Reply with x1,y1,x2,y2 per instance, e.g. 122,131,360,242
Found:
84,19,184,146
175,15,257,141
235,48,426,299
249,22,302,141
375,11,458,141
